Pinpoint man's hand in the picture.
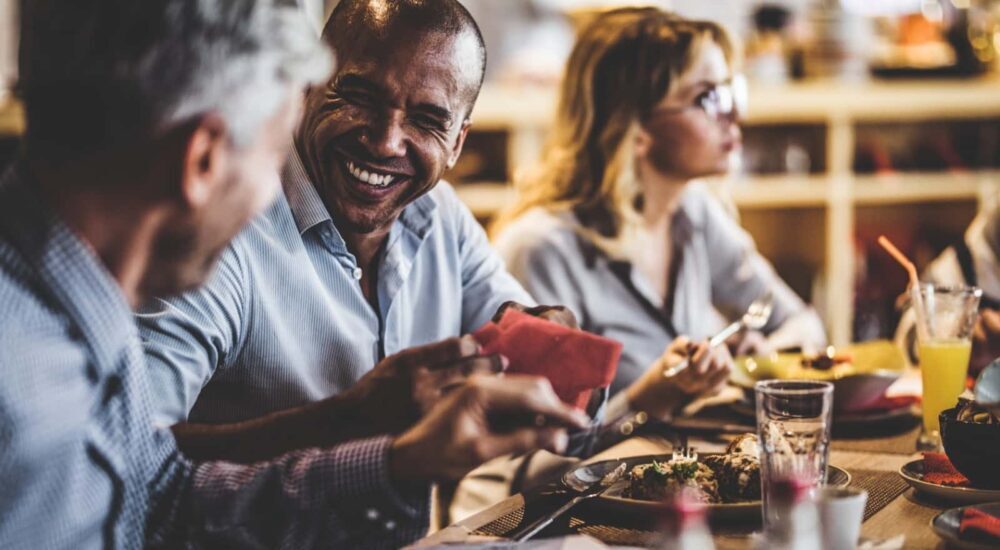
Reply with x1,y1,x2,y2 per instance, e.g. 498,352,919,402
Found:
336,336,507,435
388,375,590,483
625,337,732,420
494,301,579,330
971,309,1000,376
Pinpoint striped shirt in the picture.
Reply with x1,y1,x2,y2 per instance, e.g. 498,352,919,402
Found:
137,147,532,425
0,161,430,549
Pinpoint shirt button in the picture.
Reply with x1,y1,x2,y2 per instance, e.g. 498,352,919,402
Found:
384,520,396,531
352,267,363,280
365,508,379,521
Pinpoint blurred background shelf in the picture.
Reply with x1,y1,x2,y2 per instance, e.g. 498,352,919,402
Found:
458,172,999,215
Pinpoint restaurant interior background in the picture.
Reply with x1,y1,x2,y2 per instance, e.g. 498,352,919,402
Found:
1,0,999,348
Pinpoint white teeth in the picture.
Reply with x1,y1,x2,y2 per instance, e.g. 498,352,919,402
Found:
345,160,397,188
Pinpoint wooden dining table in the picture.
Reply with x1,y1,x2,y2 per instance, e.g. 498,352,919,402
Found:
413,423,948,549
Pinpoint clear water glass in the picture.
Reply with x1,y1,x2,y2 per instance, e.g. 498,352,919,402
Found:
755,380,834,531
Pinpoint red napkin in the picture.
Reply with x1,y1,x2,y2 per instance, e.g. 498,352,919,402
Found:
854,394,920,413
960,508,1000,541
473,309,621,410
922,452,971,487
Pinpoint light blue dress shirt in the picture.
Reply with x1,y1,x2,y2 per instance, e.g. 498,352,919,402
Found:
138,148,532,424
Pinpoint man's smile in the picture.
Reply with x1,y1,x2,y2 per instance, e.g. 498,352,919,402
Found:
331,148,414,202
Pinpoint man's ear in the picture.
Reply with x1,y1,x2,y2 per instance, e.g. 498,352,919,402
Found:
446,119,472,170
181,114,230,209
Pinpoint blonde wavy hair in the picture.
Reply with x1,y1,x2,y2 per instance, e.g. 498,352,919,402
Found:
492,7,735,257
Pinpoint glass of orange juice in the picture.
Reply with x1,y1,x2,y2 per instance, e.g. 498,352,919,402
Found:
912,284,981,450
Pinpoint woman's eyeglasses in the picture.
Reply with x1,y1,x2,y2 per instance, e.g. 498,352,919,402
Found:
648,74,747,123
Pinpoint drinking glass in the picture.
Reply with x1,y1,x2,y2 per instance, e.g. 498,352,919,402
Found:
912,284,981,450
755,380,833,531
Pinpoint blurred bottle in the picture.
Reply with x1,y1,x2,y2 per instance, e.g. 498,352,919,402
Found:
756,477,822,550
745,4,793,84
656,488,715,550
804,0,874,81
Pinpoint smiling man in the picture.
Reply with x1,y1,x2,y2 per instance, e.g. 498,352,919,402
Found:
137,0,573,455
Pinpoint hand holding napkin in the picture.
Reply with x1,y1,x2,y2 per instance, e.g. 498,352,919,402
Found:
473,309,621,410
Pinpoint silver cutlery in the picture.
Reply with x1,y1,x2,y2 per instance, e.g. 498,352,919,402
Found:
663,294,774,378
510,462,627,542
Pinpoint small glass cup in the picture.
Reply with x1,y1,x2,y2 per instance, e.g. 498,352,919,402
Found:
912,284,981,450
755,380,834,531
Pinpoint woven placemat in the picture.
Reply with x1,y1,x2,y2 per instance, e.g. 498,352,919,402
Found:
832,425,921,455
471,468,910,544
850,469,912,521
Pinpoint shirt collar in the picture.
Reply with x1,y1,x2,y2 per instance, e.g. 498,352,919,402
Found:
283,146,333,236
281,144,438,241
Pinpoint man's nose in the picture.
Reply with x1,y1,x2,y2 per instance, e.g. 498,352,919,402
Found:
362,112,407,159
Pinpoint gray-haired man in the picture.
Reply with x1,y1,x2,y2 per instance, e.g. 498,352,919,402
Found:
0,1,586,548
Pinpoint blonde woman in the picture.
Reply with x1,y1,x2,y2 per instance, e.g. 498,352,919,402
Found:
493,7,827,421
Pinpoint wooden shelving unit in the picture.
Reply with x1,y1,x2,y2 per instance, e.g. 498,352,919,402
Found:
461,76,1000,346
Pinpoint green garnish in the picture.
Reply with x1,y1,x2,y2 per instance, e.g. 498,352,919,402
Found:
671,460,699,480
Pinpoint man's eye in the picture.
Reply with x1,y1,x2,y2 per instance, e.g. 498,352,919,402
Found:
337,89,374,107
413,115,447,131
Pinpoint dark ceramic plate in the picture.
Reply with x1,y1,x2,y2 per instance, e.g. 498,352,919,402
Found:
931,503,1000,550
565,453,850,521
898,460,1000,504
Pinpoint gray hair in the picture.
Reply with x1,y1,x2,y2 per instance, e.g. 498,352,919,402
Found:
19,0,333,157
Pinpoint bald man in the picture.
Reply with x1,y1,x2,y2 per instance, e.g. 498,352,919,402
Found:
137,0,578,461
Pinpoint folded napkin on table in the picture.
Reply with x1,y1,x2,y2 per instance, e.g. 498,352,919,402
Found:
922,452,971,487
855,394,920,413
473,309,621,410
960,507,1000,541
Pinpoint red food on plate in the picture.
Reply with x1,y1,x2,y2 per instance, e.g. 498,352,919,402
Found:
922,452,971,487
960,507,1000,540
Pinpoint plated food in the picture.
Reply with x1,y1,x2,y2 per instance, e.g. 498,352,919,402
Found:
898,458,1000,504
731,340,907,413
622,434,763,504
575,436,850,522
931,502,1000,550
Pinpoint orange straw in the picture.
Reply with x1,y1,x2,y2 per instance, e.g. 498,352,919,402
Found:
878,235,929,341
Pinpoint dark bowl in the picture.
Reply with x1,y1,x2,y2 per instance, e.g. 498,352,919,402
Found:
940,407,1000,489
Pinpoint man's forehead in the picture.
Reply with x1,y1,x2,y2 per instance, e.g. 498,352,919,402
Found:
335,28,480,114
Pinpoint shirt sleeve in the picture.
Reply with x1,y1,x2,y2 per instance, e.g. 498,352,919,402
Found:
443,184,535,332
135,242,249,425
147,433,431,550
493,214,587,326
700,190,825,347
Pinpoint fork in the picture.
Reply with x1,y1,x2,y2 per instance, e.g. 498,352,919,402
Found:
670,430,698,462
662,294,774,378
509,462,627,542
